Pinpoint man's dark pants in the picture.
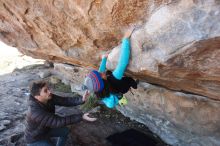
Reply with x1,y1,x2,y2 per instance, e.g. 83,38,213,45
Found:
27,127,70,146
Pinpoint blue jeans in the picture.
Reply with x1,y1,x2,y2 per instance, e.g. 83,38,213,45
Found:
27,127,70,146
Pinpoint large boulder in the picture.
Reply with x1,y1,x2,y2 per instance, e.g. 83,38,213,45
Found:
106,0,220,100
118,82,220,146
0,0,158,66
0,0,220,100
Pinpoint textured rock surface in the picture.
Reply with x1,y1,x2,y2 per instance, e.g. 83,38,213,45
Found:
118,83,220,146
106,1,220,100
0,0,220,100
0,0,156,66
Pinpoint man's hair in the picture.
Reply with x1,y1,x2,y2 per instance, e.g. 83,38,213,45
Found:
29,81,47,97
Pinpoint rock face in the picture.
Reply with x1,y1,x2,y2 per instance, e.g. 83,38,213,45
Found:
1,0,220,145
106,1,220,100
0,0,156,66
118,83,220,146
0,0,220,100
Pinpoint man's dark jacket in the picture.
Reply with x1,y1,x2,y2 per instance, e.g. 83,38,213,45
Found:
25,94,84,144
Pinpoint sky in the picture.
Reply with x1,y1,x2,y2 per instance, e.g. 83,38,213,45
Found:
0,41,44,75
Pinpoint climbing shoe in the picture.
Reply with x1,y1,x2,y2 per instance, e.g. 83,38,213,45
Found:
119,96,128,106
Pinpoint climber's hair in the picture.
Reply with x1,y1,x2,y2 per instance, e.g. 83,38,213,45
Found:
29,80,47,97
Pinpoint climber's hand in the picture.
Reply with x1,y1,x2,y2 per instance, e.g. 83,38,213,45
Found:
102,51,109,59
83,113,97,122
123,26,135,38
102,53,109,59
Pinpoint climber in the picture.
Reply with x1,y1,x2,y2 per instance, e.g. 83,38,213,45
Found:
25,80,96,146
82,27,138,108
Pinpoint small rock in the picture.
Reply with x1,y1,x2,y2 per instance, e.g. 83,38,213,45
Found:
70,84,84,95
70,83,76,92
73,68,79,72
2,120,11,126
24,92,30,96
38,70,51,78
15,102,21,105
10,133,24,143
62,78,70,85
72,84,82,91
6,90,13,94
0,125,6,131
105,115,111,118
50,76,61,84
44,61,54,67
0,139,7,145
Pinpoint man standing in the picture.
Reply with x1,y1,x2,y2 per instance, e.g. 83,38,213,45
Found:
25,80,96,146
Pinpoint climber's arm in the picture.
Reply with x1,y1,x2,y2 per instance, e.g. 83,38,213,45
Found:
112,28,134,80
98,55,108,73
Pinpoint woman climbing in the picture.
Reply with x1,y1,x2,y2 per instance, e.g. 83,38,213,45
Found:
82,27,138,108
